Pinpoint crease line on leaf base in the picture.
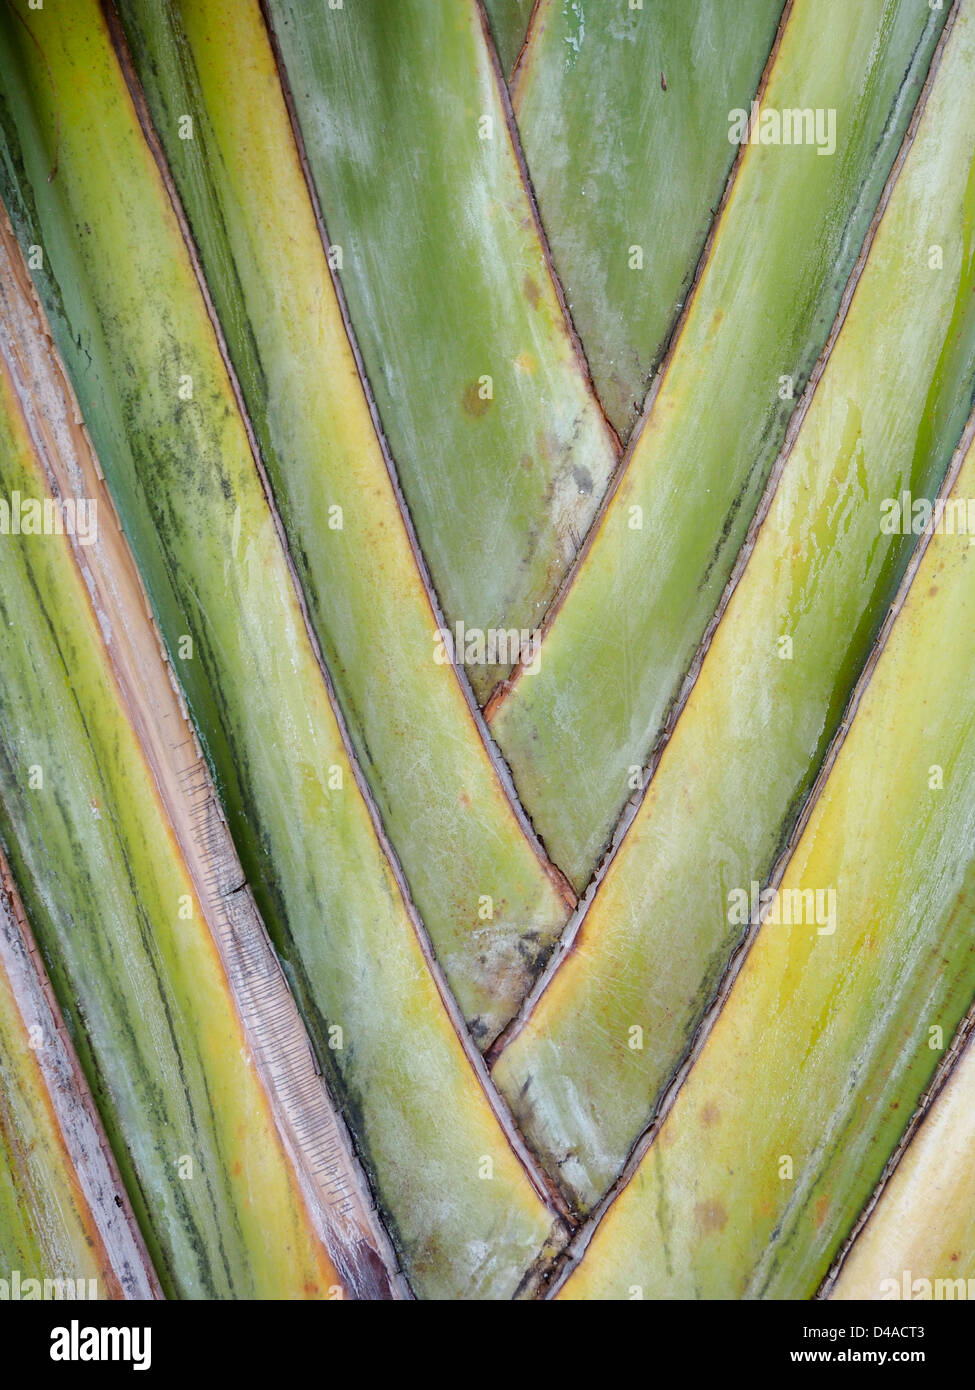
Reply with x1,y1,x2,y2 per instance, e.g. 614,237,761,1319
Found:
113,0,577,1046
486,0,952,892
0,852,161,1300
490,0,975,1216
484,0,537,78
827,1021,975,1300
263,0,621,702
502,0,788,443
547,396,975,1293
0,0,565,1298
472,0,623,455
550,388,975,1298
258,0,576,918
486,0,957,1065
253,0,581,913
485,0,795,726
487,0,795,730
508,0,542,87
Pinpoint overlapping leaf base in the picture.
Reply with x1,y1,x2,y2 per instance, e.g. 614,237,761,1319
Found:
0,0,973,1300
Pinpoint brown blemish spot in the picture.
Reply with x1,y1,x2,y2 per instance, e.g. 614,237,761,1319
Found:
462,381,491,417
694,1198,727,1232
523,276,541,309
814,1194,830,1228
929,586,939,597
538,432,557,461
458,790,471,808
701,1101,720,1128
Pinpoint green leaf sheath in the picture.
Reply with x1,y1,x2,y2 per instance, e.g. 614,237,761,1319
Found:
493,0,975,1210
0,0,556,1297
0,337,342,1298
114,0,572,1044
0,980,113,1293
490,0,949,890
0,864,155,1298
514,0,785,437
831,1035,975,1299
560,418,975,1298
265,0,620,700
483,0,535,75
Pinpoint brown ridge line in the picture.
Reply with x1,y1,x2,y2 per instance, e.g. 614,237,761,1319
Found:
483,0,797,719
0,849,162,1300
540,389,975,1300
104,0,571,1226
474,0,622,461
508,0,544,88
817,1008,975,1300
486,0,954,1063
0,206,407,1299
254,0,577,912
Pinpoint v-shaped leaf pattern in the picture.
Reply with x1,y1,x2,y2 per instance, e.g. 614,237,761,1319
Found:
511,0,786,438
1,0,974,1301
489,0,951,889
492,0,975,1212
